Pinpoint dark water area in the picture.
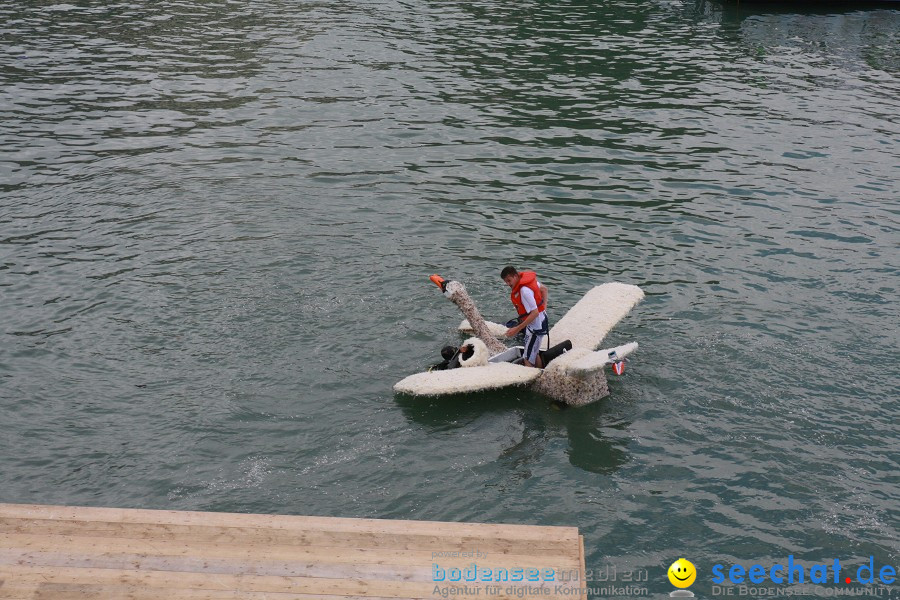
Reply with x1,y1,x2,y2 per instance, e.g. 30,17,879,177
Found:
1,0,898,596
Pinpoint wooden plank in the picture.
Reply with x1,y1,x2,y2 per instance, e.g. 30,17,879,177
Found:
0,579,40,600
0,504,585,600
0,579,402,600
0,505,578,542
0,565,560,600
0,533,579,570
0,517,577,557
0,549,433,581
578,536,586,600
0,549,578,582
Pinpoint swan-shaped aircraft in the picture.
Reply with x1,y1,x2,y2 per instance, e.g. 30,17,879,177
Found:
394,275,644,406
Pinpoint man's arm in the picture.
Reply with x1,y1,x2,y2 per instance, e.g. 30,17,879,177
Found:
539,283,548,309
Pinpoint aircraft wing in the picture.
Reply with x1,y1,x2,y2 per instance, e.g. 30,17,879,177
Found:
394,363,541,396
561,342,639,378
549,282,644,350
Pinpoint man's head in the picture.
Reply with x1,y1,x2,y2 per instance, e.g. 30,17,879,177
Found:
500,266,519,289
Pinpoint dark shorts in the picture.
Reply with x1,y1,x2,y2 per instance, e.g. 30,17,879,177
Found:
523,329,545,364
523,314,548,364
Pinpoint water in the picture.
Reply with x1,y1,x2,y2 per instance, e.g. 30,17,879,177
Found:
1,0,898,595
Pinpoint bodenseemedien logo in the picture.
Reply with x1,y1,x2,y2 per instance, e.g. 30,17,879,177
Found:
667,558,696,598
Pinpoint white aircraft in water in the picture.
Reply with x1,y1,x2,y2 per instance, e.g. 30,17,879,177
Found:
394,275,644,406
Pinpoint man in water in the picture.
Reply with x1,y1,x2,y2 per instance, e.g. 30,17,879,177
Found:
429,344,473,371
500,266,549,368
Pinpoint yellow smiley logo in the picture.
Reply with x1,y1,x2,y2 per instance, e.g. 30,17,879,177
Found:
668,558,696,588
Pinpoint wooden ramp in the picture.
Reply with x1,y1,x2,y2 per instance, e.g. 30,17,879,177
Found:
0,503,586,600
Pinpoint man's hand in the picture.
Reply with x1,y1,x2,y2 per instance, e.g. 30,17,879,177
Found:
509,309,539,336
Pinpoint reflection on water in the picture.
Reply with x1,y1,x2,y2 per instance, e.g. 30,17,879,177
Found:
701,0,900,73
397,389,630,475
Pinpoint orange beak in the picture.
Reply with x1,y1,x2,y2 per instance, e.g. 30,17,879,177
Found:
429,274,446,290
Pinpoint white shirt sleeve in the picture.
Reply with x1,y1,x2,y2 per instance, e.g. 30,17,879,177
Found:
520,286,538,313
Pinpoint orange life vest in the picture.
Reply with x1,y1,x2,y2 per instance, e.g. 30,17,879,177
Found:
510,271,546,317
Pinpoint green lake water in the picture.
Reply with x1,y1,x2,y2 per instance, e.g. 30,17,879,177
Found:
1,0,898,596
